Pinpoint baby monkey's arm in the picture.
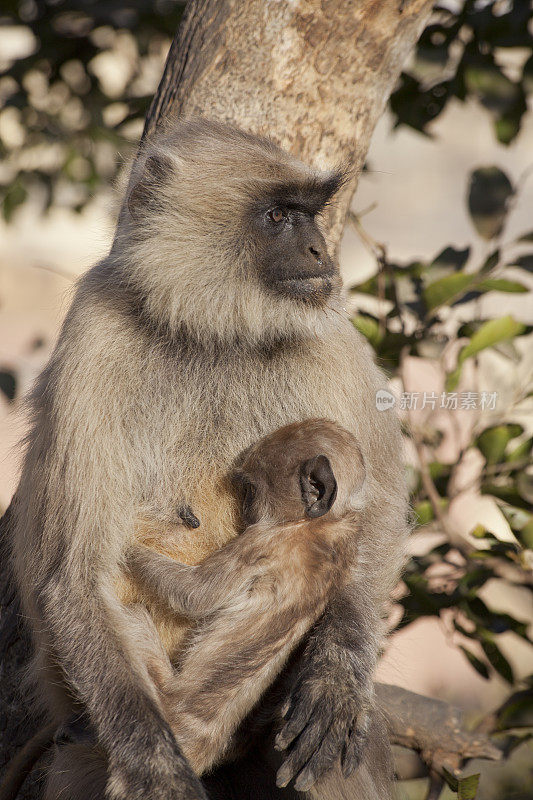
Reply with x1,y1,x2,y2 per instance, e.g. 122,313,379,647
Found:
125,541,250,619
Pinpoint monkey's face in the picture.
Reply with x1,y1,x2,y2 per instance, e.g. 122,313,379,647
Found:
123,119,348,343
248,184,341,306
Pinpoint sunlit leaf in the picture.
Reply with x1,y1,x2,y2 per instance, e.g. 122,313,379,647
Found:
424,273,476,311
446,366,462,392
414,500,434,526
351,315,382,348
477,424,523,465
517,472,533,505
458,316,526,365
447,317,526,390
518,519,533,550
477,278,528,293
458,773,480,800
505,436,531,463
442,767,459,791
482,483,532,511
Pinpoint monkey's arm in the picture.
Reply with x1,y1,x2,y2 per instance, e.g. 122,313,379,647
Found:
275,582,380,792
126,542,250,618
14,331,207,800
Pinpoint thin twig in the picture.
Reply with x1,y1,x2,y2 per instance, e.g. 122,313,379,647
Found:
425,770,444,800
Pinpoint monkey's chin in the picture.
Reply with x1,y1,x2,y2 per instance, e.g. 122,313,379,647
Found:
275,275,335,304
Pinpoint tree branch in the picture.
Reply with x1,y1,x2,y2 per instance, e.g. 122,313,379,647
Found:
377,683,503,780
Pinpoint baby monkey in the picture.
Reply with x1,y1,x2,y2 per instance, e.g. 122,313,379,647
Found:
5,419,365,800
126,418,367,783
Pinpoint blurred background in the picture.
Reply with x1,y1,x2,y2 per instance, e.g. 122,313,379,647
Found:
1,1,532,798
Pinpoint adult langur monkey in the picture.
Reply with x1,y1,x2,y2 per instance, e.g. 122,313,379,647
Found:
6,118,406,800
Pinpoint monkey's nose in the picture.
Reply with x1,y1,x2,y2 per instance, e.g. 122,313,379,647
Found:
309,246,323,266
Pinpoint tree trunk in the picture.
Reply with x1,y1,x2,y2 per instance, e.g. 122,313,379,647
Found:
142,0,433,249
1,1,435,797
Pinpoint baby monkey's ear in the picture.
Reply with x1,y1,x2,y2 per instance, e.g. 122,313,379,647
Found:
300,455,337,518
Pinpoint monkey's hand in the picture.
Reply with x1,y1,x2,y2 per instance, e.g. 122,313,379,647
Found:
107,724,207,800
178,504,200,528
275,599,377,792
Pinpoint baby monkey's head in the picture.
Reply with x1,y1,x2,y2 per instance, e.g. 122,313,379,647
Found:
233,419,366,526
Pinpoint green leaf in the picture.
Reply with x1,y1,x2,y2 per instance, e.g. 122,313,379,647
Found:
482,483,532,511
477,278,528,293
351,315,382,348
506,437,532,463
0,370,17,402
517,518,533,550
458,316,526,365
414,500,434,526
497,687,533,729
477,424,523,465
467,167,514,240
480,638,514,684
350,276,380,296
479,249,500,273
458,773,480,800
442,767,459,791
459,646,490,680
447,316,526,390
423,273,476,311
510,254,533,273
429,246,471,279
446,366,462,392
2,181,27,222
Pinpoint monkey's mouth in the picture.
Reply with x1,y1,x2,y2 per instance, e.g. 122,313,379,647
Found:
276,273,336,302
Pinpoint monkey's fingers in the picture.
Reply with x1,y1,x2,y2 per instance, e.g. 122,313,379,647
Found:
292,720,346,792
178,506,200,529
275,713,332,789
340,710,370,779
274,694,313,751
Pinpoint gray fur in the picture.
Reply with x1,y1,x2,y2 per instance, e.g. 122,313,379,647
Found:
8,118,406,800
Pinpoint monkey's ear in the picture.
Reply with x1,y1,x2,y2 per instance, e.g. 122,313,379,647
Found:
128,153,173,219
300,455,337,518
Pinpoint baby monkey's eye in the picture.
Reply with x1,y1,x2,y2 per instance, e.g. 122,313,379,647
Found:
268,207,286,224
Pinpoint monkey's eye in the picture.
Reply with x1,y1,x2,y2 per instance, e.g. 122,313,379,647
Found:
267,207,286,224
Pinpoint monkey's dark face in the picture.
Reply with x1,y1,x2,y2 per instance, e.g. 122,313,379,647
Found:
124,120,348,342
249,180,341,305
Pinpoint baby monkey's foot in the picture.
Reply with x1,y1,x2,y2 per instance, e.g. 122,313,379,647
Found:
178,505,200,529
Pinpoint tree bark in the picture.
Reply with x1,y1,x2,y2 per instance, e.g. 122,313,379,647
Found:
1,1,437,797
142,0,434,249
